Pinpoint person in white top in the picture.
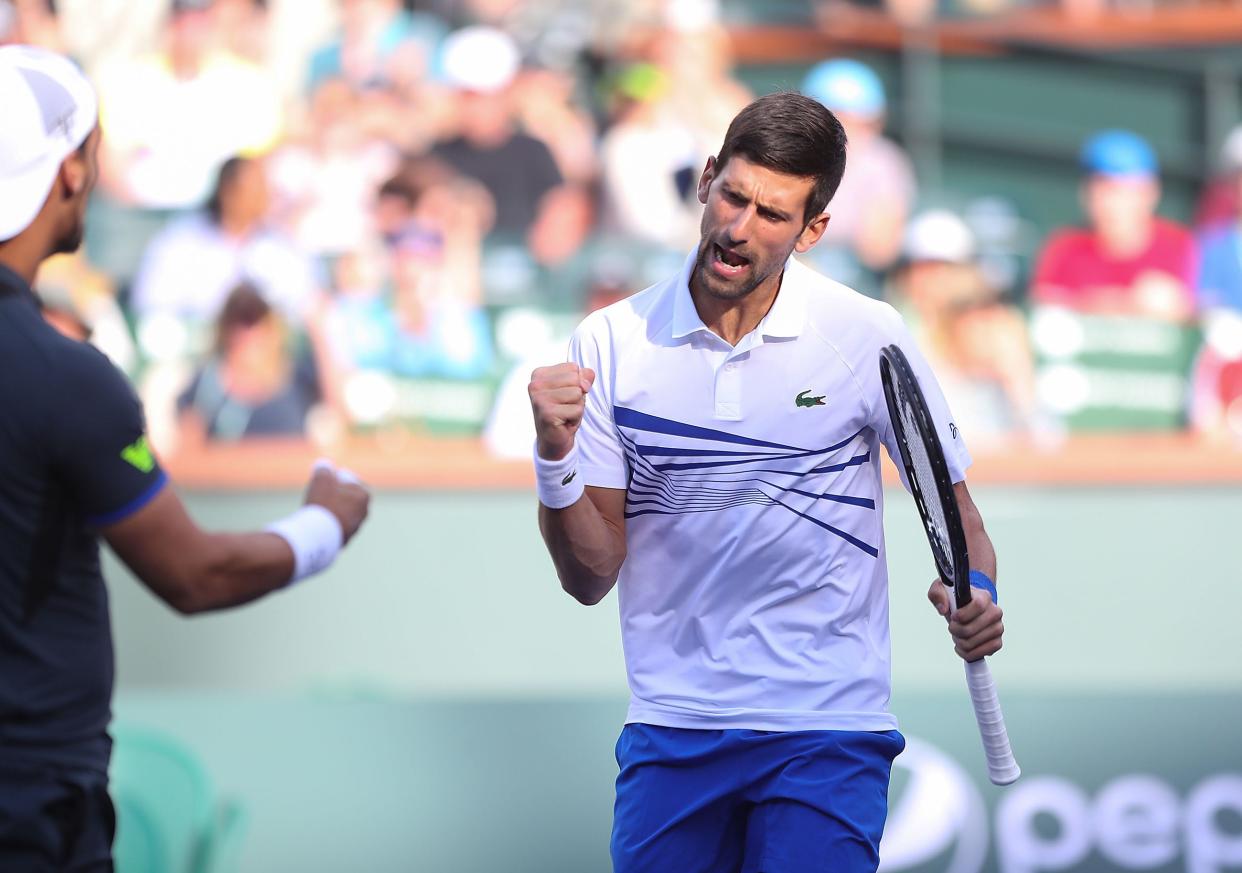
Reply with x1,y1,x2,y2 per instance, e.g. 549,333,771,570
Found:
528,92,1005,873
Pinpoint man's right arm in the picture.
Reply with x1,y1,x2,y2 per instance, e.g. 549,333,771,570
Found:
538,486,626,606
102,465,369,615
529,361,627,606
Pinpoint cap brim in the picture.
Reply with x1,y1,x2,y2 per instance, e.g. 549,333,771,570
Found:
0,154,59,241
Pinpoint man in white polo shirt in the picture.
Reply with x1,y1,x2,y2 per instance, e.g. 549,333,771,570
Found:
528,91,1004,873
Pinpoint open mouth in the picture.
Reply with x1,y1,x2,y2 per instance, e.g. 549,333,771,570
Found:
712,242,751,276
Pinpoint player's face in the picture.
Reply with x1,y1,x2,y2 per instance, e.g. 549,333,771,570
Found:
693,155,828,302
53,127,100,257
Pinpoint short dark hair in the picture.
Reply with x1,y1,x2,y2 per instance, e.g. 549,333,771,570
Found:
206,156,251,224
214,281,272,355
714,91,848,223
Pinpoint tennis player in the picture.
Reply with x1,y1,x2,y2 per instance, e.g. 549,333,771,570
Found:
529,91,1005,872
0,46,369,870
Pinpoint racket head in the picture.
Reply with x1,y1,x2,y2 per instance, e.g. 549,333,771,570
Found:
879,344,971,609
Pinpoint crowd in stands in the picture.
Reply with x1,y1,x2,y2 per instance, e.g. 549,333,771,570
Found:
4,0,1242,456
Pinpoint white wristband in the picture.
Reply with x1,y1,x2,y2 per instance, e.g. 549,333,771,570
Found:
266,505,344,585
534,443,585,509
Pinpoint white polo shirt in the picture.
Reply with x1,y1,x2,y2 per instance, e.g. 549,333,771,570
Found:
568,250,970,732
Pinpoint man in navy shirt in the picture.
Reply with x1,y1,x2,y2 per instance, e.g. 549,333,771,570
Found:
0,45,371,871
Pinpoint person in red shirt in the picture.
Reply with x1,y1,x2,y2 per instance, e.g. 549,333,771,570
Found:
1032,129,1196,321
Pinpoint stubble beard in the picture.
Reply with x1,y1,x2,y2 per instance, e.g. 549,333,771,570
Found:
52,217,85,257
693,236,784,303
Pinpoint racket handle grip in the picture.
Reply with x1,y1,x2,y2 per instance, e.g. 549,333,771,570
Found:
964,658,1021,785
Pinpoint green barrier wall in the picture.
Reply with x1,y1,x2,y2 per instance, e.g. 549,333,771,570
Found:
106,485,1242,872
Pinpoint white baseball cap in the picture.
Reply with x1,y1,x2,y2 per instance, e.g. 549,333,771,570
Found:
0,45,98,241
904,209,976,264
440,26,520,94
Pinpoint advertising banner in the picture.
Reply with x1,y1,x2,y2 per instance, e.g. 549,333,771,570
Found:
884,693,1242,873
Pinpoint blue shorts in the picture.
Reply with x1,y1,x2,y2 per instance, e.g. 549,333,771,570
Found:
611,724,905,873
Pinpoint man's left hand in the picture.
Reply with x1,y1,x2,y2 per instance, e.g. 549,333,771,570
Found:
927,579,1004,662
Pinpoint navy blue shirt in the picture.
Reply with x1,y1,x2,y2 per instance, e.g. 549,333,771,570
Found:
0,263,166,774
431,133,562,237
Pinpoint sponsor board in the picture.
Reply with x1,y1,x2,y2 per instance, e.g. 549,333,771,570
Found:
882,731,1242,873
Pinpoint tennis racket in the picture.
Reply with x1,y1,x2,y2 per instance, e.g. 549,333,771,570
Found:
879,343,1020,786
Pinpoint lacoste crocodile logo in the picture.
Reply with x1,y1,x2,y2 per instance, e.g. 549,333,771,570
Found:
795,390,826,408
561,470,577,486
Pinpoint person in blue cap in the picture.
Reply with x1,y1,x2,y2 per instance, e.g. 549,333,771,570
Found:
799,58,916,298
1032,129,1196,320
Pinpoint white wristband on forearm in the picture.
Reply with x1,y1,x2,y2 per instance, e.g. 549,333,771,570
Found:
266,505,344,585
534,443,585,509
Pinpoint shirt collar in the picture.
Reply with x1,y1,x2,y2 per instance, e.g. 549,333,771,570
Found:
670,249,706,340
670,247,808,342
758,256,808,340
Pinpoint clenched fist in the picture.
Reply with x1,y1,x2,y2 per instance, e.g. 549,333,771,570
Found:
304,462,370,544
529,362,596,461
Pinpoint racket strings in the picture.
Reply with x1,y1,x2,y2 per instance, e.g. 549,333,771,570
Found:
898,396,955,585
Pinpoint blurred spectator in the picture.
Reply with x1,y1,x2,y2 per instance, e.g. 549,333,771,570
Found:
1189,127,1242,442
600,1,750,259
94,0,283,211
387,165,494,377
401,158,493,304
459,0,660,73
891,210,1039,443
131,156,321,352
177,282,321,441
307,0,445,95
369,155,494,244
0,0,64,52
1190,309,1242,442
599,63,701,252
373,171,422,246
388,221,493,380
512,63,597,186
212,0,270,66
1032,129,1195,321
1196,126,1242,316
801,58,916,297
1187,310,1242,439
318,164,494,429
268,77,400,256
1194,173,1236,233
431,26,574,261
319,243,393,376
652,0,752,157
35,252,138,375
527,185,597,270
